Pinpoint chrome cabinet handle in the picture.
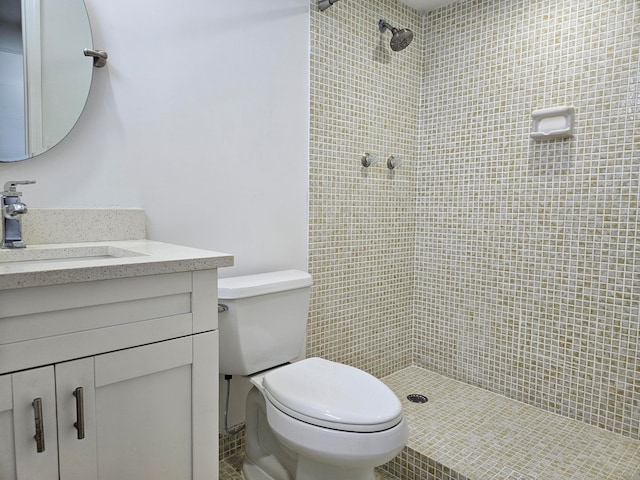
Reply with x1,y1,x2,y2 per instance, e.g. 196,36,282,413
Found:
32,398,45,453
73,387,85,440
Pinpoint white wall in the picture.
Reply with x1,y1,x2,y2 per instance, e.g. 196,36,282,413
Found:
0,0,310,277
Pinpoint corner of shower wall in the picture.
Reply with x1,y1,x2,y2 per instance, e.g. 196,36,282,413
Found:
308,0,424,379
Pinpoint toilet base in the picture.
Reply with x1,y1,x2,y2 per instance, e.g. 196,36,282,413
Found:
295,456,375,480
243,460,292,480
244,456,375,480
243,387,296,480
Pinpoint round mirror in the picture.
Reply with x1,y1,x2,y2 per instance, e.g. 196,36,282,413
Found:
0,0,93,162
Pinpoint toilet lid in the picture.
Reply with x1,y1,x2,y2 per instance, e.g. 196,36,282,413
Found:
262,357,403,433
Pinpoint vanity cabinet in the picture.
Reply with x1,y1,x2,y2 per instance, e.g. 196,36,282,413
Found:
0,267,223,480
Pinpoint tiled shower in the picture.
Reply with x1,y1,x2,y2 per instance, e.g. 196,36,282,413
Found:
309,0,638,444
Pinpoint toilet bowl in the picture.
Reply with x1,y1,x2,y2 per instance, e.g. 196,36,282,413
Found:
245,358,407,480
263,358,407,476
218,271,408,480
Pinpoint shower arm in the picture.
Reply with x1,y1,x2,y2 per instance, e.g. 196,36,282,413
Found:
318,0,341,11
378,20,395,34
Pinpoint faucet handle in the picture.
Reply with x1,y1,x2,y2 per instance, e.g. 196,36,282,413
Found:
2,180,36,196
4,203,28,217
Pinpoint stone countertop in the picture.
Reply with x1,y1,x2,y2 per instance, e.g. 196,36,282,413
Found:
0,240,234,290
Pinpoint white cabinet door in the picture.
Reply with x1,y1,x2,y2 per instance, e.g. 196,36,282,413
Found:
0,367,58,480
93,333,217,480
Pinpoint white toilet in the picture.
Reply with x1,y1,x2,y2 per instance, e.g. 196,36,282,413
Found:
218,270,408,480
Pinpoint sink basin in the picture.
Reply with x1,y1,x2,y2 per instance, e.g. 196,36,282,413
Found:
0,245,145,267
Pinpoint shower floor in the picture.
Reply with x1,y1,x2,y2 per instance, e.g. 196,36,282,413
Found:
380,366,640,479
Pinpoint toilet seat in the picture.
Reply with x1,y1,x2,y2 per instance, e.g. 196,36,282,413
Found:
262,357,403,433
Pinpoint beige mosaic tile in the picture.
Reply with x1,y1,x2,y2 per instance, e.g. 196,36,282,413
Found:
219,429,245,462
382,366,640,479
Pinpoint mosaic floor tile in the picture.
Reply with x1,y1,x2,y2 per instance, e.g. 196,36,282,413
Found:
382,366,640,480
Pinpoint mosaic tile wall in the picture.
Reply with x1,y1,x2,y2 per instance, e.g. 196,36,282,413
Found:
308,0,422,377
415,0,640,439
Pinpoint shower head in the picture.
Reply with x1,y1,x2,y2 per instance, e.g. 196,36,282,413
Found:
378,19,413,52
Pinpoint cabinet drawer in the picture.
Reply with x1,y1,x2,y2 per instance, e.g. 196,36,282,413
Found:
0,272,192,319
0,314,194,375
0,270,218,375
0,293,191,345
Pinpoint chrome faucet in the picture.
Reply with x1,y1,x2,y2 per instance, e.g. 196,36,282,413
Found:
1,180,36,249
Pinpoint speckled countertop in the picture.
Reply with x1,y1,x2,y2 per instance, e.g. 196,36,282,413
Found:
0,208,233,289
0,240,234,290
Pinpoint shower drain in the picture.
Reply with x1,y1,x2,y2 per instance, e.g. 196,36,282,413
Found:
407,393,428,404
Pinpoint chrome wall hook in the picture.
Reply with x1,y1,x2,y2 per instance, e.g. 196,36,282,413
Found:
83,48,108,68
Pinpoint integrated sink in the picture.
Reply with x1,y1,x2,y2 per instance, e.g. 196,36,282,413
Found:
0,245,146,267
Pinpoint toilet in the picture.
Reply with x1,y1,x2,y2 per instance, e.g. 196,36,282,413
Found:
218,270,408,480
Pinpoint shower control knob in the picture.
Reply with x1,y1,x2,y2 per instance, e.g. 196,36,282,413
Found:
387,156,402,170
361,153,378,168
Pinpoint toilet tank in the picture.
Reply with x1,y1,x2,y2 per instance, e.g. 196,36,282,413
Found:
218,270,312,375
